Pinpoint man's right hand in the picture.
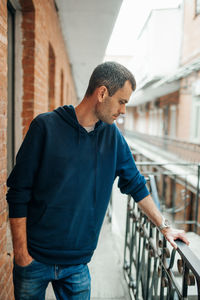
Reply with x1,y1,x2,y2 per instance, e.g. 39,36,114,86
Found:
9,217,34,267
14,253,34,267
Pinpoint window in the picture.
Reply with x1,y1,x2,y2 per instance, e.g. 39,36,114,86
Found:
196,0,200,15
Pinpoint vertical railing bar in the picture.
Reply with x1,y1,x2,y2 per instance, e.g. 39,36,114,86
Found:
146,224,152,299
135,221,143,299
129,202,136,293
159,235,166,300
129,198,135,296
171,175,176,221
154,258,160,299
123,195,129,271
182,261,189,298
197,278,200,300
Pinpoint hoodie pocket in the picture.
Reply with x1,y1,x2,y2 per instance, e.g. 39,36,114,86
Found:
28,206,95,251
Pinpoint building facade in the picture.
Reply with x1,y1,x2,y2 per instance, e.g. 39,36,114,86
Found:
126,0,200,146
124,0,200,234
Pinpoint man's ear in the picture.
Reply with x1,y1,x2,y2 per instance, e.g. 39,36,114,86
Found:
97,86,108,103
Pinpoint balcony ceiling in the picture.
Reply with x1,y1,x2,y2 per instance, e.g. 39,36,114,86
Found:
56,0,123,101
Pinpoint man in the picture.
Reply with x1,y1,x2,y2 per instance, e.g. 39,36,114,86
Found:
7,61,189,300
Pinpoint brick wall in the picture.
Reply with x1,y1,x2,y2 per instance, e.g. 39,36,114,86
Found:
177,0,200,142
20,0,77,136
0,0,77,299
0,0,15,299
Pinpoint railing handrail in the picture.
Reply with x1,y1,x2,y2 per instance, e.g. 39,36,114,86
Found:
123,175,200,299
176,240,200,279
125,129,200,148
125,130,200,164
135,161,199,166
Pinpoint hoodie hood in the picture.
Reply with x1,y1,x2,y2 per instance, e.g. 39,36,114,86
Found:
54,105,104,134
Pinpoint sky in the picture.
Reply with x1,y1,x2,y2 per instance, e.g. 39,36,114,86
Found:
106,0,182,56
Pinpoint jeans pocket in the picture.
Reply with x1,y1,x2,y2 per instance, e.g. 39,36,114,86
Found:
14,258,36,268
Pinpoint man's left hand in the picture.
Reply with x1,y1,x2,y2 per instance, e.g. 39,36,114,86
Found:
161,227,189,249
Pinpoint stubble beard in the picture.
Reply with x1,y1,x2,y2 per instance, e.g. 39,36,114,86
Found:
95,103,114,125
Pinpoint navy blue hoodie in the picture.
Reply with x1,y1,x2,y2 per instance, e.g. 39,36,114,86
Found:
7,105,149,265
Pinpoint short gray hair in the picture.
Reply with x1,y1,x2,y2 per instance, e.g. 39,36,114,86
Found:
85,61,136,97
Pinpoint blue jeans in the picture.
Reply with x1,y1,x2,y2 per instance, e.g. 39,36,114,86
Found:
13,259,91,300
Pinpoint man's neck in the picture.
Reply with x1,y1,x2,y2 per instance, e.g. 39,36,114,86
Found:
75,97,98,127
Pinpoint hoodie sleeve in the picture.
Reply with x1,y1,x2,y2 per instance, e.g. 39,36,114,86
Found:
115,130,150,202
6,118,44,218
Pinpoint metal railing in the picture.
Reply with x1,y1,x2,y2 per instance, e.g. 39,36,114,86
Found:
123,190,200,299
125,130,200,163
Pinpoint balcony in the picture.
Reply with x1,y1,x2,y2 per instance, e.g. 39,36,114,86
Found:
125,130,200,163
109,148,200,299
121,150,200,299
123,193,200,299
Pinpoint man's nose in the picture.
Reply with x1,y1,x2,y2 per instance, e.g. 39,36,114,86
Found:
120,104,126,115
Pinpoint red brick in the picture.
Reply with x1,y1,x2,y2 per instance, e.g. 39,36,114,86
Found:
0,211,7,227
23,30,35,40
0,177,6,195
0,225,6,242
0,101,6,115
0,155,6,169
0,143,6,158
0,234,6,253
0,114,7,128
0,199,7,213
0,289,6,300
0,158,6,171
20,1,35,12
22,110,34,119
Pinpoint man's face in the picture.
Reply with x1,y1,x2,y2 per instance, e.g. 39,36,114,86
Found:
95,80,133,124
